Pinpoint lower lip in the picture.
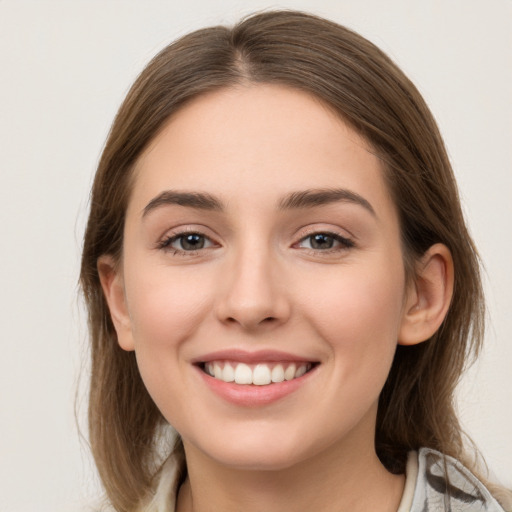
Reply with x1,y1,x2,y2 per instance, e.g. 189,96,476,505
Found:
195,365,317,407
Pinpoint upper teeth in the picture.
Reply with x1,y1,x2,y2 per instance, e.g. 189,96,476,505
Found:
204,361,312,386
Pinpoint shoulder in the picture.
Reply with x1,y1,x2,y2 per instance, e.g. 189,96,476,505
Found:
409,447,507,512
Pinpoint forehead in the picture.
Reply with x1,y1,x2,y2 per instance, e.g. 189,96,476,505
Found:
130,84,395,220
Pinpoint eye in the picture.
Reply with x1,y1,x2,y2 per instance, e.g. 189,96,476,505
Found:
159,232,215,252
297,232,354,251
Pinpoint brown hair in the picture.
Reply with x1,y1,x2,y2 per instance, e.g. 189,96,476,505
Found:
81,10,491,511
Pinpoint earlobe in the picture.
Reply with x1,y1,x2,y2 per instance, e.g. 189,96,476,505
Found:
398,243,454,346
97,255,135,351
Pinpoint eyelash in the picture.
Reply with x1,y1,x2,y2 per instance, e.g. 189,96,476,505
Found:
157,230,216,256
295,230,355,254
156,229,355,256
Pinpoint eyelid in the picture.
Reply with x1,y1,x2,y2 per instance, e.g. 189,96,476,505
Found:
292,226,356,253
295,224,355,241
298,232,354,248
154,223,355,255
156,225,220,253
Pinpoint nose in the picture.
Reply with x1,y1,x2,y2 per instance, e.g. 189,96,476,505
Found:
214,245,291,331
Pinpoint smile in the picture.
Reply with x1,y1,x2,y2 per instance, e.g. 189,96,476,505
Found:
202,361,314,385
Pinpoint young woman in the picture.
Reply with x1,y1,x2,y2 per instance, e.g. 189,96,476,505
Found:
80,10,511,512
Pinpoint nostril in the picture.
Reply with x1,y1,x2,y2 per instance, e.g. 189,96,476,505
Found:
224,315,278,329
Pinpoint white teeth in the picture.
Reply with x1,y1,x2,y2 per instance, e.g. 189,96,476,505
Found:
204,361,312,385
271,364,285,383
284,363,296,381
213,363,223,379
222,363,235,382
253,364,272,385
234,363,252,384
295,364,308,378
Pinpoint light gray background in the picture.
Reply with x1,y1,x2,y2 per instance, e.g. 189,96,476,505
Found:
0,1,510,511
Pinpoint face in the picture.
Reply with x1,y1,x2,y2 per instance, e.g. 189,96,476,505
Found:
107,84,412,471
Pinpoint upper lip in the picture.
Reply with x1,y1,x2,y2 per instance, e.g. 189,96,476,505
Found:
192,349,318,364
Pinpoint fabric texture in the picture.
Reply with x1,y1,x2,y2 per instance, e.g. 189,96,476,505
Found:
144,447,505,511
397,450,419,512
410,448,505,511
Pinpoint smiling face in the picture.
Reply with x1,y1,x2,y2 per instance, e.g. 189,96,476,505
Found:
101,84,415,471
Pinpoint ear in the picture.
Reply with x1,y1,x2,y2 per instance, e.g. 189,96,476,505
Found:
97,255,135,351
398,243,454,346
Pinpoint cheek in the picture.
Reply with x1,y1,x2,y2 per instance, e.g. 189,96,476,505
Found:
299,258,406,373
122,264,216,425
124,262,215,350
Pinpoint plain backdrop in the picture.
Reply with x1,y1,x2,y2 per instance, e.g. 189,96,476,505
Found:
0,1,510,511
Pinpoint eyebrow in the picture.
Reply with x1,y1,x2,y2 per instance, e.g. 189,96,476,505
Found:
142,187,375,217
278,188,376,216
143,191,223,217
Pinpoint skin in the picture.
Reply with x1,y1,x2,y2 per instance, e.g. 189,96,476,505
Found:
99,84,454,512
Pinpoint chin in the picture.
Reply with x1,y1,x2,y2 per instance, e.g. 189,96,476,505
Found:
185,426,325,472
207,447,302,472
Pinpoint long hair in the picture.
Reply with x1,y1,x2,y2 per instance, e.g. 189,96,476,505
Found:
80,11,489,511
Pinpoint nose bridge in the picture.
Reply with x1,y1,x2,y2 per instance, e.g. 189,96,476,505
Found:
216,235,290,330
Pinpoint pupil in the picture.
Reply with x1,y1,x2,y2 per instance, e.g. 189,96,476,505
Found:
311,234,333,249
182,234,204,250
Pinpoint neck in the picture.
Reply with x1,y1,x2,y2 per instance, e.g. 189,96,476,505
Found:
176,421,405,512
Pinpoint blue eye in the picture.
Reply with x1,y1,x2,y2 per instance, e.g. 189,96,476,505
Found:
298,232,354,250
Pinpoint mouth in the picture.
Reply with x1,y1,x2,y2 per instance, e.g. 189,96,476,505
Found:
193,350,320,406
199,360,317,386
